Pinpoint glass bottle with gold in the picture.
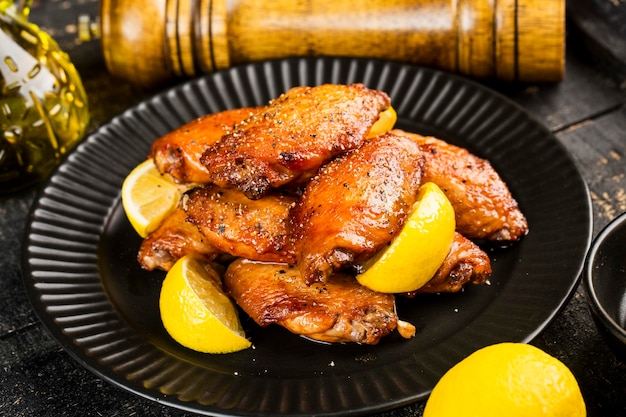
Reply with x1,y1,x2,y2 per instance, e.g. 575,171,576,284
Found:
0,0,89,193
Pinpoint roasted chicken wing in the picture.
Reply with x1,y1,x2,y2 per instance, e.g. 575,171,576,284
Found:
393,129,528,242
200,84,391,199
292,133,424,284
407,232,492,294
183,185,297,263
137,206,220,271
150,107,260,183
224,259,402,344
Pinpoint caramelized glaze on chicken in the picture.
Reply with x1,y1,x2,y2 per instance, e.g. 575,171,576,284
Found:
200,84,390,199
393,129,528,241
183,185,297,263
292,133,424,284
137,206,220,271
130,84,533,346
224,259,400,344
408,232,492,294
150,107,260,183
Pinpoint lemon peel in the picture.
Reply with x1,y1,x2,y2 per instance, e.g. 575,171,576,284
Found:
424,342,586,417
121,158,183,238
356,182,455,293
367,106,397,138
159,254,251,354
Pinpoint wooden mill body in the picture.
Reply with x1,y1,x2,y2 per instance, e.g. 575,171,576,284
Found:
101,0,565,88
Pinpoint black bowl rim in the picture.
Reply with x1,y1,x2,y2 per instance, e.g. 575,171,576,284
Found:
583,211,626,342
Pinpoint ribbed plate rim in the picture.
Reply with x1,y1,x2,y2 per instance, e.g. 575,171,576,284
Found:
22,57,592,417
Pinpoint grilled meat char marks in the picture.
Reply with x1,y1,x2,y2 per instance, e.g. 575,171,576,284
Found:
150,107,260,184
200,84,391,199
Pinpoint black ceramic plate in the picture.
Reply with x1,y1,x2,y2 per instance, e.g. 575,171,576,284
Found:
22,57,592,416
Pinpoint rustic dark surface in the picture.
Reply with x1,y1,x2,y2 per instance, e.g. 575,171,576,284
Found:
567,0,626,87
1,1,626,416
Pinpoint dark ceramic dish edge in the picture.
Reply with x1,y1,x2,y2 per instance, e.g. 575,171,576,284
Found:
21,57,593,416
583,212,626,349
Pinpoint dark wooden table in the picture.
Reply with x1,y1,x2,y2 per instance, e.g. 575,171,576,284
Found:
2,1,625,416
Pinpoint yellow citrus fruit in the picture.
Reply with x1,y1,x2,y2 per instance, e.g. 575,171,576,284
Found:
121,158,182,238
424,342,586,417
159,254,251,354
368,106,397,138
356,182,455,293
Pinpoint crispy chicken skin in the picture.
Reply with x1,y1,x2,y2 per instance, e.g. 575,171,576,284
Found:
200,84,391,199
292,133,424,285
150,107,260,183
224,259,400,344
407,232,492,295
137,206,220,271
128,83,534,346
392,129,528,242
183,185,297,263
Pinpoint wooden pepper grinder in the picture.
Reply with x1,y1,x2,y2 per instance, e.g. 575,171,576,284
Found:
100,0,565,88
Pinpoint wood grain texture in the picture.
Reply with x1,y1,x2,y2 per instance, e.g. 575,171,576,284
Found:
558,106,626,231
568,0,626,86
491,48,625,132
100,0,170,86
99,0,565,87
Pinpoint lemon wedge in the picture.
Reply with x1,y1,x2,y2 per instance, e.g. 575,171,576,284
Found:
424,343,586,417
367,106,397,138
159,254,251,354
121,158,182,238
356,182,455,293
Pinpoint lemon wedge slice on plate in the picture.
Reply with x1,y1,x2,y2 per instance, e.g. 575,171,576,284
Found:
121,158,183,238
159,254,251,354
356,182,455,293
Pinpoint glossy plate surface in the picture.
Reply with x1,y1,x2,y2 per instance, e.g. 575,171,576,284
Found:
23,57,592,416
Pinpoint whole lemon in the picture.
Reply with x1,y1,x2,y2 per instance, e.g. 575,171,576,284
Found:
423,342,586,417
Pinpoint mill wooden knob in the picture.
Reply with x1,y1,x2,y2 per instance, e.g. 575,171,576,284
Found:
101,0,565,88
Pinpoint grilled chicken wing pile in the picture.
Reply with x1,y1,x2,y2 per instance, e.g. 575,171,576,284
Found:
138,83,528,345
